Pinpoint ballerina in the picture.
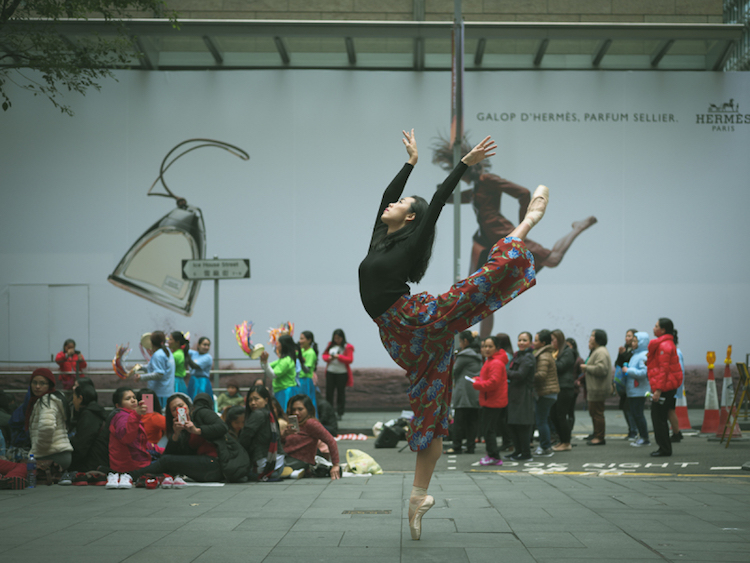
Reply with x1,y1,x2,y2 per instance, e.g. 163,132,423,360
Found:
358,129,548,540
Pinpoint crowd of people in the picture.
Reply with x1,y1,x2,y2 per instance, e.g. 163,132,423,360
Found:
0,328,351,490
448,318,686,465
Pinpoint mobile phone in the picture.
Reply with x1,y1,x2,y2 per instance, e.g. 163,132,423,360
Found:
142,394,154,414
288,415,299,432
177,406,188,424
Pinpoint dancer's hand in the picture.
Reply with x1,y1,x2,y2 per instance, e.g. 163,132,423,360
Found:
402,129,418,166
462,136,497,166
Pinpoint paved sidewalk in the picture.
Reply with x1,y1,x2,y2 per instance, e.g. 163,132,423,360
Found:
1,470,748,563
2,408,748,563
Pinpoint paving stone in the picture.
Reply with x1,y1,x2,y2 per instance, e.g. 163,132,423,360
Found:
190,544,274,563
514,531,585,548
155,530,286,547
121,545,210,563
275,531,344,547
466,546,537,563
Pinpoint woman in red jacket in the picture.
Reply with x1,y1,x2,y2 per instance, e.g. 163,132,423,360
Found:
322,329,354,420
646,318,683,458
472,336,508,466
55,339,87,392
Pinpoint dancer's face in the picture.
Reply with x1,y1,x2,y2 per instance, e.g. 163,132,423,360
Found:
481,338,497,358
517,333,531,351
198,339,211,354
381,197,416,231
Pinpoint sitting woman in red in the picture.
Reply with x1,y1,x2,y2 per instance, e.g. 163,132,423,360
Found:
471,336,509,466
107,387,151,488
282,394,340,480
646,318,683,458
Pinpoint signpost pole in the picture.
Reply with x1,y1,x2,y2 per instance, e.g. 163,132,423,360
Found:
213,275,220,389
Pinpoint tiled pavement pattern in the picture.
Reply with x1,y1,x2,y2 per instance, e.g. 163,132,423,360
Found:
1,469,748,563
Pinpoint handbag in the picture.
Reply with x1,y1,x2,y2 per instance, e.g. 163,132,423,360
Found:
213,432,250,483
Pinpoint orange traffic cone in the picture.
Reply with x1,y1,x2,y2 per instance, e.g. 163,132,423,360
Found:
700,351,720,435
674,385,692,431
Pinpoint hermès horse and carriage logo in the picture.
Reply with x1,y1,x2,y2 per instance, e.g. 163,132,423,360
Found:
696,98,749,132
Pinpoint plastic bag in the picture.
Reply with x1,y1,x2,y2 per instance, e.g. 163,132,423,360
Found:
345,449,383,475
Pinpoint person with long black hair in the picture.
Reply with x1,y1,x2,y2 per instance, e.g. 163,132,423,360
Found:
322,329,354,419
133,331,175,409
298,330,319,410
647,318,683,457
260,334,303,412
358,129,547,540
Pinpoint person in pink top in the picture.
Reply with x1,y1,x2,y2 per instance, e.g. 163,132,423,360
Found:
107,387,150,488
282,394,340,480
471,336,509,466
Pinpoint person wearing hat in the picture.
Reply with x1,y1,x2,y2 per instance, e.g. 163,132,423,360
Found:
27,368,74,472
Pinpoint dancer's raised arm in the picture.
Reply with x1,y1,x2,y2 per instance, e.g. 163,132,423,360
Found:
402,128,418,166
461,136,497,167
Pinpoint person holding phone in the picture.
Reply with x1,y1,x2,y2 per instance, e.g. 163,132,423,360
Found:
240,384,286,481
322,329,354,420
282,395,340,480
124,393,229,486
136,389,166,449
106,387,151,489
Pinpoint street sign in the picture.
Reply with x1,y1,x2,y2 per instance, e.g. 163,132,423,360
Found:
182,259,250,280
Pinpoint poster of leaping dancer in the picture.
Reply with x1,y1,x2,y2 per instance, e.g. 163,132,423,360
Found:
432,137,598,338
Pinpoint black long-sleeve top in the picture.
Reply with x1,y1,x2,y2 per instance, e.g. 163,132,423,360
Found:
358,161,469,319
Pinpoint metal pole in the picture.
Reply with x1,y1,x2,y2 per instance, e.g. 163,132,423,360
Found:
213,255,220,389
451,0,464,284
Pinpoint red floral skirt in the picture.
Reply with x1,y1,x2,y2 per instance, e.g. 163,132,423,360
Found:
374,236,536,451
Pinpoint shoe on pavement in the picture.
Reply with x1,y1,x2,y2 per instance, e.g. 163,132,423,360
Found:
58,471,75,486
534,447,554,457
72,473,89,486
631,438,651,447
650,450,671,457
118,474,133,489
290,469,305,480
173,476,187,489
105,473,120,489
670,432,683,443
161,475,174,489
479,456,503,466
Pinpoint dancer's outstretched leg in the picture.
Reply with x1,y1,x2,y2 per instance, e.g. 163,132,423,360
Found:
509,184,548,240
410,437,441,540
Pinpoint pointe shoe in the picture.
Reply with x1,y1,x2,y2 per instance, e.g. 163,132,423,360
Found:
409,495,435,540
521,185,549,229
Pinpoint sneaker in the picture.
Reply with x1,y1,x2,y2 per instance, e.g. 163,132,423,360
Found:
670,431,683,443
58,471,75,486
72,473,89,486
0,476,27,490
89,473,108,486
145,477,159,490
631,438,651,447
479,456,503,466
534,447,554,457
118,474,133,489
626,433,638,441
515,453,534,461
290,469,305,480
504,453,521,460
161,475,174,489
105,473,120,489
173,476,187,489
